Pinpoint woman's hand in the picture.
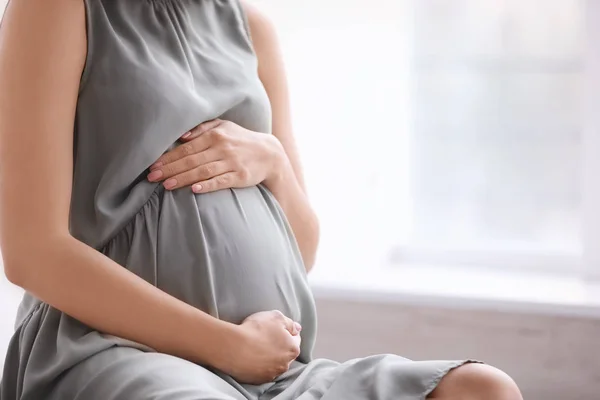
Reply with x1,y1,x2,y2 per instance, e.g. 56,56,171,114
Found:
218,310,302,385
147,119,287,193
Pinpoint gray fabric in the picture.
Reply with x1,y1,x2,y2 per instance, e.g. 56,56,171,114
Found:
0,1,474,399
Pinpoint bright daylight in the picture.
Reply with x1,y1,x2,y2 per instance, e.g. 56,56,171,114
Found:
0,1,599,399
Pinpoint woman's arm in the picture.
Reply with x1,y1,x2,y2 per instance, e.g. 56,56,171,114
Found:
0,0,237,369
243,2,321,272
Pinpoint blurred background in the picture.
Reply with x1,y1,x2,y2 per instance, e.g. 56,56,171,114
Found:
1,0,600,399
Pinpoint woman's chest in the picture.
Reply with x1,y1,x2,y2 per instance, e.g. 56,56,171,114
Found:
78,0,272,146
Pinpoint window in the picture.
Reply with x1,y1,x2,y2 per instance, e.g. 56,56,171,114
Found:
393,0,585,273
257,0,595,277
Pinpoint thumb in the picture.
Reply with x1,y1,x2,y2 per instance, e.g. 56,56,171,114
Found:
291,331,302,349
180,119,223,141
283,317,302,336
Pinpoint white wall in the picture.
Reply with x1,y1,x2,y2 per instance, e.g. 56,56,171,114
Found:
314,298,600,400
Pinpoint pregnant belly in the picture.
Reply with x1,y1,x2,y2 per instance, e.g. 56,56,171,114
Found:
101,182,317,359
152,184,308,324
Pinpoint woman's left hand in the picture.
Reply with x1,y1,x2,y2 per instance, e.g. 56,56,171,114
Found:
147,119,285,193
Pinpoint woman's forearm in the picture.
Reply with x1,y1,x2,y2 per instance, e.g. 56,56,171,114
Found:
0,0,238,368
5,233,239,368
264,151,320,272
241,3,320,271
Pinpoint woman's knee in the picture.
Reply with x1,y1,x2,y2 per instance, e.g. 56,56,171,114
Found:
428,363,522,400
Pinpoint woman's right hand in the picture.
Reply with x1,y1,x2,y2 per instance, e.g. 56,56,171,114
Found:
220,310,302,385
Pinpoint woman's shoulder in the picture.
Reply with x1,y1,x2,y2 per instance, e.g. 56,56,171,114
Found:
239,1,278,45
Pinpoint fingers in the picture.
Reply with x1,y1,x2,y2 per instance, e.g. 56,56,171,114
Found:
191,172,239,194
152,133,213,169
273,310,302,336
290,321,302,336
290,335,302,361
152,121,227,170
181,119,223,141
286,326,302,362
156,161,231,191
147,148,220,181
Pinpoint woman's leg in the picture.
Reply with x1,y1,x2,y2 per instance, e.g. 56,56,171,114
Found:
263,356,522,400
48,346,249,400
427,363,522,400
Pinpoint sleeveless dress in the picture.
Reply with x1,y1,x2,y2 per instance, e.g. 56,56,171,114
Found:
0,1,475,399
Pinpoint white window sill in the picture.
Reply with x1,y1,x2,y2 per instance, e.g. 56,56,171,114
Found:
308,262,600,319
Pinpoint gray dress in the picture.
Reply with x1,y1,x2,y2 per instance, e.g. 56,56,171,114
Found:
0,1,475,399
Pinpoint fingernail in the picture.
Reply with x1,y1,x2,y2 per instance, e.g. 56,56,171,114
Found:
147,170,163,181
181,131,192,139
294,322,302,332
150,162,163,171
163,178,177,189
192,184,203,193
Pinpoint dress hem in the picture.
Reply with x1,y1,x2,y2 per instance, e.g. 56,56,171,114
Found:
420,359,483,399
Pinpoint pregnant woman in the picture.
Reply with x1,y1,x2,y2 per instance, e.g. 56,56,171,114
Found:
0,1,522,399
